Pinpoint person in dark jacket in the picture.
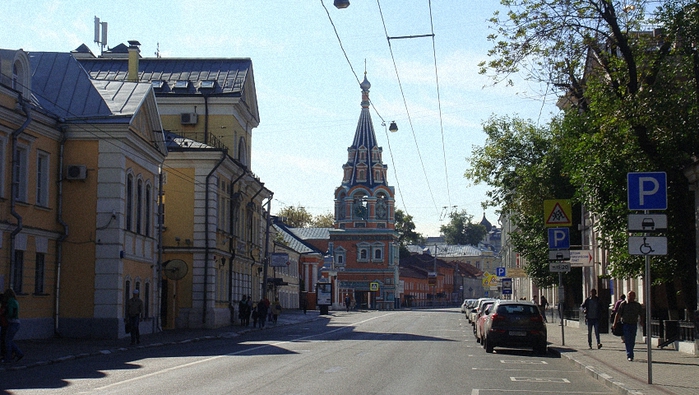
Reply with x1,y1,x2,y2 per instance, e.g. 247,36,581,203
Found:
257,299,268,329
612,291,644,361
581,288,602,349
2,289,23,363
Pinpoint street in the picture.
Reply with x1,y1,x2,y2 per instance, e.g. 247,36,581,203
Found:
1,309,614,395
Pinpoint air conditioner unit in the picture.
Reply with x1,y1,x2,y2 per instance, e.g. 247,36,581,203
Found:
66,165,87,180
180,113,198,125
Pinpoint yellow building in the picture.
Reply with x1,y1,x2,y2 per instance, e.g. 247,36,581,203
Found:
77,42,273,329
1,48,166,339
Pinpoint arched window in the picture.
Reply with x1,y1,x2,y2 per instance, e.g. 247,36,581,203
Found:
126,174,134,231
137,179,143,234
238,136,248,167
145,184,152,237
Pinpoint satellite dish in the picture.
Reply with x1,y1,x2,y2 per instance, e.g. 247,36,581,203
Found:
163,259,188,281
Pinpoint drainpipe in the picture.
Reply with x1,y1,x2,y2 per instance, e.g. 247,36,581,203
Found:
156,165,164,332
55,128,69,334
203,152,227,325
9,95,31,290
262,194,273,301
247,186,264,299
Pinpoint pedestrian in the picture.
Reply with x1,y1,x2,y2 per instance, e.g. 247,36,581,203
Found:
611,294,626,342
581,288,602,349
301,297,308,314
0,293,8,357
345,295,351,312
238,297,249,326
612,290,644,361
126,289,144,345
257,299,268,329
272,299,282,325
539,295,549,323
2,288,23,363
246,295,253,325
251,303,259,327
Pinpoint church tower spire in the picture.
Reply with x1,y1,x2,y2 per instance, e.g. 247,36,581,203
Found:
334,74,395,230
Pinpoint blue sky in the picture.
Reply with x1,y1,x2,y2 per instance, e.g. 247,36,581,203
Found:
2,0,559,237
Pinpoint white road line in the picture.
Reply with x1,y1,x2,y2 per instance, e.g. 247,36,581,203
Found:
92,313,394,391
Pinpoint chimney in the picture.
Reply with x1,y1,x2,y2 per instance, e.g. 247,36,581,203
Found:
127,40,141,82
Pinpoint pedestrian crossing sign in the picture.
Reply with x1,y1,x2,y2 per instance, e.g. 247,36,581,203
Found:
544,200,572,227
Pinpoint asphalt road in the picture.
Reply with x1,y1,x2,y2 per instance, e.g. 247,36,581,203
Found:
1,309,615,395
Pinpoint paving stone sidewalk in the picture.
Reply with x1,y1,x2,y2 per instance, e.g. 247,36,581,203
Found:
546,319,699,395
1,309,322,372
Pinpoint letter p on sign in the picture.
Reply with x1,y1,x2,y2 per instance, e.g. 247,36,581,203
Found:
627,172,667,210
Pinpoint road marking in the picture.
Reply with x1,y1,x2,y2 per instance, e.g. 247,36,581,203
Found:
510,377,571,383
500,359,548,365
93,313,395,391
473,390,612,394
473,367,577,372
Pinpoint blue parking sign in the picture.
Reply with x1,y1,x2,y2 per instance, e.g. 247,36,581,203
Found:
548,228,570,249
627,172,667,210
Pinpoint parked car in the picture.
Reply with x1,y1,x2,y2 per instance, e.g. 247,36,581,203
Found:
473,299,496,334
482,300,547,354
461,299,475,314
475,302,495,343
469,298,494,325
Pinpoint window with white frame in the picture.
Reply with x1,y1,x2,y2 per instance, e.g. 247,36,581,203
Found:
36,151,50,207
145,183,152,237
13,145,28,202
357,242,370,262
372,242,383,262
334,247,346,267
137,178,143,234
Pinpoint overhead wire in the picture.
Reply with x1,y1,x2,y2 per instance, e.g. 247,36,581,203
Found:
375,0,440,215
320,0,410,217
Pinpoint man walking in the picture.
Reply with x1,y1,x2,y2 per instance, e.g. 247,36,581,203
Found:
613,290,644,361
581,288,602,349
127,289,144,345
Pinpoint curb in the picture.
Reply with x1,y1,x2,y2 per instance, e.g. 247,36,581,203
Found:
548,346,646,395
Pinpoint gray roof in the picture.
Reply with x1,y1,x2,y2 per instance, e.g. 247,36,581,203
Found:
406,244,482,257
290,227,333,240
28,52,149,121
78,57,252,96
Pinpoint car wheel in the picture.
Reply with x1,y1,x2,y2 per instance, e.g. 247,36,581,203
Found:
534,342,547,355
485,337,494,353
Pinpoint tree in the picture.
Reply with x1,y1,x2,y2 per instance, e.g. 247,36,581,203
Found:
276,205,313,228
479,0,699,307
439,210,488,246
395,209,424,246
311,212,335,228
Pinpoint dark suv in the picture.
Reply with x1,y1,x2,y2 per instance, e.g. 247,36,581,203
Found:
482,300,547,354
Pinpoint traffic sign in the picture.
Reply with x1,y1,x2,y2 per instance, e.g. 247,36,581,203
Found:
544,200,572,227
501,278,512,295
548,228,570,249
627,172,667,210
548,250,570,261
370,281,380,291
507,268,527,278
569,250,593,266
628,214,667,231
549,263,571,272
495,267,506,277
628,236,667,255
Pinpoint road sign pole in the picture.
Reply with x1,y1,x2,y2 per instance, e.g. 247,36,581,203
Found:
559,272,565,346
645,211,652,384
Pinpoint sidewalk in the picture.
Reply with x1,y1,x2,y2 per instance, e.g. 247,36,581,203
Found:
1,309,321,372
546,319,699,395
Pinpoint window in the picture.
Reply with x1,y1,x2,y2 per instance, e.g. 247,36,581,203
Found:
137,179,143,234
13,250,23,292
126,174,133,231
36,151,50,207
145,184,151,237
374,248,382,261
34,253,45,294
13,146,28,202
144,282,150,318
0,137,6,198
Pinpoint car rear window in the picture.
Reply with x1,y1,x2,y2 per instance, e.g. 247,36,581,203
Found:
496,304,538,315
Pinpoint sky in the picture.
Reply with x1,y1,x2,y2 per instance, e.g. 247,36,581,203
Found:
2,0,559,237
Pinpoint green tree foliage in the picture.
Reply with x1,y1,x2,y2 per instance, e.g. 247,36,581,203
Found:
276,205,313,228
311,212,335,228
477,0,699,306
439,210,488,246
395,210,424,258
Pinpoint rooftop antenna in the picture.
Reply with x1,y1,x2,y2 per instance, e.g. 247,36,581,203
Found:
94,16,108,55
155,42,161,58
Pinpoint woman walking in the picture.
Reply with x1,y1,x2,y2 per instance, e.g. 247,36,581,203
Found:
2,289,23,363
